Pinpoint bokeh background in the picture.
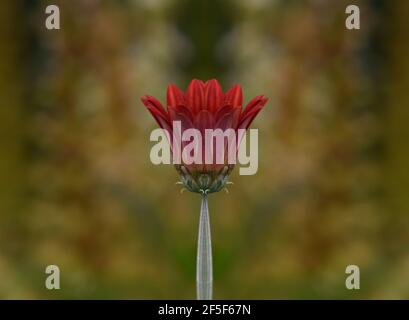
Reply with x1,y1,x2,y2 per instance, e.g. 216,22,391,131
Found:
1,0,408,299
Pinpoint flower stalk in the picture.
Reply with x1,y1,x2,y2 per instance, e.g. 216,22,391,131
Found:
196,192,212,300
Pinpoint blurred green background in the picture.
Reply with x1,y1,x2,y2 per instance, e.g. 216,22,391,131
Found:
0,0,408,299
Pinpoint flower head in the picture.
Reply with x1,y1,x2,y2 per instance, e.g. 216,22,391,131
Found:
142,79,268,193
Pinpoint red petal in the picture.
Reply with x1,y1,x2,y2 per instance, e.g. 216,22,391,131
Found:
195,110,215,133
215,107,239,129
238,96,267,130
204,79,224,113
146,105,172,133
168,107,194,158
241,95,267,119
185,79,205,114
225,84,243,109
215,104,234,122
238,105,264,130
168,106,194,132
215,112,234,131
172,105,194,123
231,107,241,129
166,83,184,109
141,95,169,120
194,110,214,170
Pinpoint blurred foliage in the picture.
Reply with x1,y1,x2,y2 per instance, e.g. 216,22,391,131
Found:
0,0,408,299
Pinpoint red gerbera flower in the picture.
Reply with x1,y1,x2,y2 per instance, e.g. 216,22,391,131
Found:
142,79,268,193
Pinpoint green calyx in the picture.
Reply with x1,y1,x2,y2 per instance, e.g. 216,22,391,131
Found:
176,165,233,194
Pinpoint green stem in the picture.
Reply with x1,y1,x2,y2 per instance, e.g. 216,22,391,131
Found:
196,193,213,300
